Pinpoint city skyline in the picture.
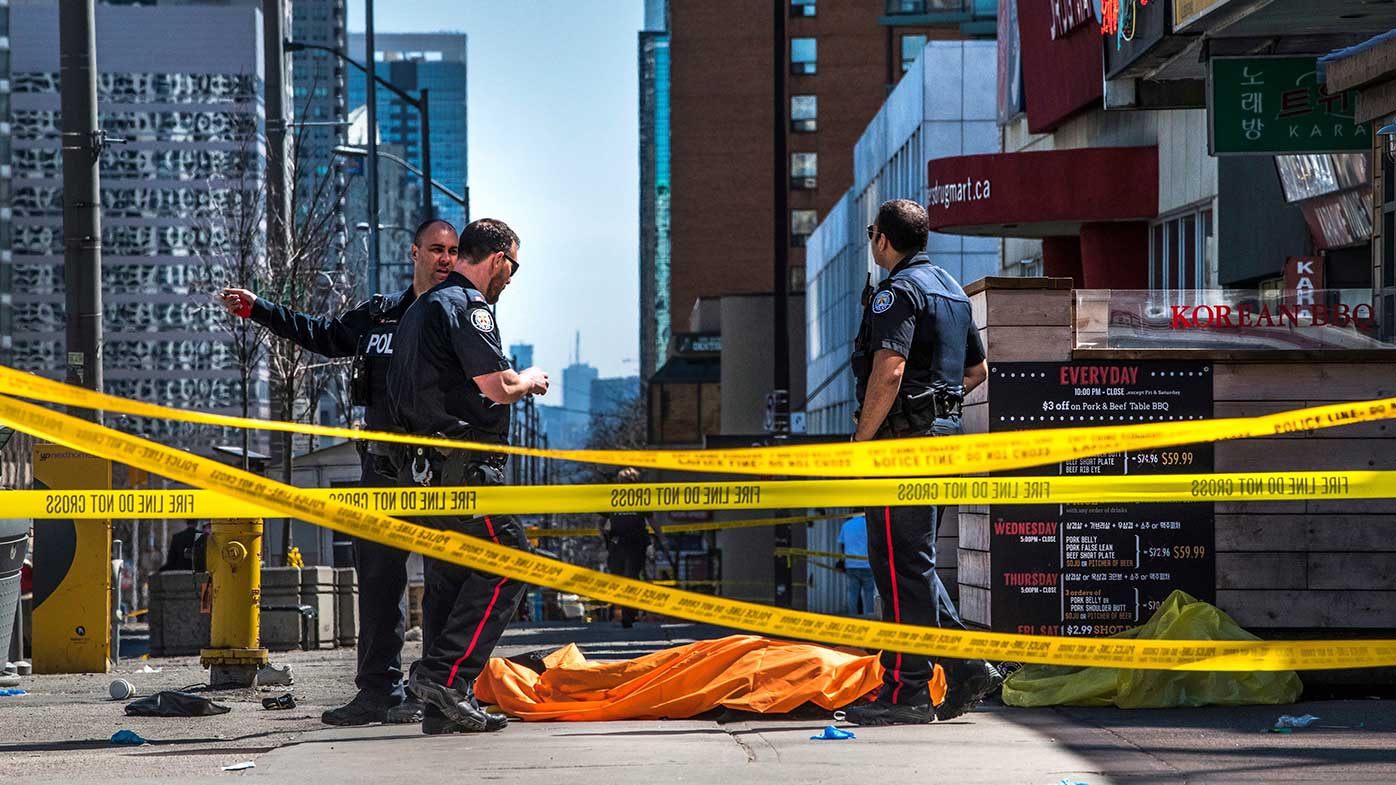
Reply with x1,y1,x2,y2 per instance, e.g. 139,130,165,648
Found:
348,1,643,380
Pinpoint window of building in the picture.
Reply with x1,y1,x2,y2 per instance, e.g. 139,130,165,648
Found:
900,34,928,74
791,152,817,189
791,38,817,75
1149,206,1213,292
886,0,932,13
790,0,816,16
791,209,819,246
791,95,817,132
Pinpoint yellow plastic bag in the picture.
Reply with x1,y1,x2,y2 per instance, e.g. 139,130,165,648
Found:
1002,591,1302,708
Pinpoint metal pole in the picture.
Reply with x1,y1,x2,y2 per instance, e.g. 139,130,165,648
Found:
419,88,433,221
262,0,290,270
59,0,103,415
263,0,296,558
365,0,382,294
771,0,792,609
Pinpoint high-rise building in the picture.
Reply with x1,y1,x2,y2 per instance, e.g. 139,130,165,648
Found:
638,0,670,383
349,32,469,229
289,0,349,227
805,40,998,435
104,1,350,223
0,0,12,362
508,342,534,370
8,2,268,449
661,1,994,348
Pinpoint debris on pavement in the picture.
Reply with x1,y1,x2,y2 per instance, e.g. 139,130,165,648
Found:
125,690,231,717
0,688,26,696
109,678,136,699
810,725,856,740
255,663,294,687
221,761,255,771
109,730,148,746
136,664,162,674
1275,714,1321,728
261,693,297,710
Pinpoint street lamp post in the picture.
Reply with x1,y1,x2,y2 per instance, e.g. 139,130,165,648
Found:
285,39,435,229
332,145,466,210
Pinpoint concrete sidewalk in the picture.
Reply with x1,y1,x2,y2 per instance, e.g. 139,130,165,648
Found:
2,622,1393,784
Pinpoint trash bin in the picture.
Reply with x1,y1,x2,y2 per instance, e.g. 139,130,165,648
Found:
0,519,31,664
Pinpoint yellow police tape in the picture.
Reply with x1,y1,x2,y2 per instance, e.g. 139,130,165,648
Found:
6,471,1391,519
2,364,1393,478
2,392,1394,671
528,513,857,539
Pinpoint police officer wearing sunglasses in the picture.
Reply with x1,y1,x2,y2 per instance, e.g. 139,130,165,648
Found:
387,217,548,734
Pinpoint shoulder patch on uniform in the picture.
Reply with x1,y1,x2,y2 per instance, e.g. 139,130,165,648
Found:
464,287,488,304
469,308,495,333
871,289,895,314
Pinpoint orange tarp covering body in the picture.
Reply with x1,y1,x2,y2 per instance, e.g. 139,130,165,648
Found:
476,634,947,721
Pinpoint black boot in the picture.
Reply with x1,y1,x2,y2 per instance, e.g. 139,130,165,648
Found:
409,669,508,733
384,693,425,724
934,660,1003,721
843,699,934,726
321,690,400,726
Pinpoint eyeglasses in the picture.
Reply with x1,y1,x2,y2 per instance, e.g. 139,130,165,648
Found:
866,224,881,241
502,253,519,276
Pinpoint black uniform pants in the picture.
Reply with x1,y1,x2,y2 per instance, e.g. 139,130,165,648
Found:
606,538,648,626
354,450,412,700
864,416,967,706
405,457,528,691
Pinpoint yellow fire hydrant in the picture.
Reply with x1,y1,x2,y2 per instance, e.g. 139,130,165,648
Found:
200,518,269,687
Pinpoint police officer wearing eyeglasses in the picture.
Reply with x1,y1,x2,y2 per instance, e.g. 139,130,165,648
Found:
844,199,1001,727
387,217,548,734
217,218,460,727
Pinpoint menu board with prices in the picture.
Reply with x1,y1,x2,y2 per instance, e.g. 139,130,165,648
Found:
987,361,1215,637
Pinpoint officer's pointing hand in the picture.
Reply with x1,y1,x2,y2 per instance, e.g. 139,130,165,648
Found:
218,288,257,319
521,367,550,396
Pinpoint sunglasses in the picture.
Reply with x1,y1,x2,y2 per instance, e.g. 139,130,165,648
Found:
502,253,520,276
866,224,881,241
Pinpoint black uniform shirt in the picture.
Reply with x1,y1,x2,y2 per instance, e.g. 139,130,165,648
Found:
387,272,512,441
250,287,414,430
853,253,984,404
603,512,651,544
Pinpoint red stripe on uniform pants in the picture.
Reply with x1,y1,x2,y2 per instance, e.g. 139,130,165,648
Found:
447,516,506,687
884,506,904,704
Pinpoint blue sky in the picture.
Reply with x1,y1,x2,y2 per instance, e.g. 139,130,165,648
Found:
349,1,644,383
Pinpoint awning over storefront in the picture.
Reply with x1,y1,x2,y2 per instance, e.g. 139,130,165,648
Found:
926,146,1158,238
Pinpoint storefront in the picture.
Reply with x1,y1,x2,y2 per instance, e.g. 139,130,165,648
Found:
959,279,1396,651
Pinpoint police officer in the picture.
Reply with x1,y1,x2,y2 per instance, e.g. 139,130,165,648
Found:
218,218,460,727
602,467,658,628
844,199,1001,726
387,217,549,735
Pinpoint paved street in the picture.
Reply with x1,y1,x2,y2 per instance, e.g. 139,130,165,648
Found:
2,622,1394,784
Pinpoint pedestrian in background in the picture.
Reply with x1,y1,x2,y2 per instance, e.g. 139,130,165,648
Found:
601,467,660,628
836,514,876,617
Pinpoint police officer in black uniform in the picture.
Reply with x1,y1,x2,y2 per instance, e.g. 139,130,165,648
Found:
387,217,550,735
844,199,1002,727
602,467,659,628
218,218,461,727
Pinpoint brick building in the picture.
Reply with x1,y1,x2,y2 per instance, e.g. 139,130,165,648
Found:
663,0,994,343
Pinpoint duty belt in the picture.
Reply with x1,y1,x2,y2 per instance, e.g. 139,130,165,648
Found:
876,390,963,439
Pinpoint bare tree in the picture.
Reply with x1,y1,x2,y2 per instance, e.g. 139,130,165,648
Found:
550,397,649,572
197,95,356,560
